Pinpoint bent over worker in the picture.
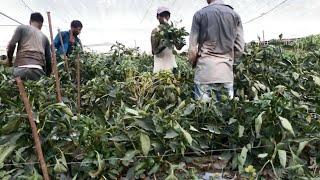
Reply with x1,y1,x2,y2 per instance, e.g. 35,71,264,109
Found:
7,12,52,81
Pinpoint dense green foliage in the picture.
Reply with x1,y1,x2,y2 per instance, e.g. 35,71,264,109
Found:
0,37,319,179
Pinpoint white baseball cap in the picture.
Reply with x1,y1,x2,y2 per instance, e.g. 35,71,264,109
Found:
157,6,170,15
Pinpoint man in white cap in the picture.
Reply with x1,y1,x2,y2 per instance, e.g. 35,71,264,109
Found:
151,7,183,73
188,0,245,101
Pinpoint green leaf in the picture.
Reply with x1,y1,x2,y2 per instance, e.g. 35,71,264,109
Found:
183,103,195,116
290,90,301,98
89,151,106,178
228,118,237,125
148,163,160,175
14,146,29,162
202,125,221,134
135,161,146,171
291,151,305,166
238,125,245,138
278,150,287,168
0,145,16,165
54,150,68,173
297,141,308,156
31,168,43,179
0,168,15,178
0,133,23,164
258,153,268,158
238,146,248,167
122,150,139,162
164,130,179,139
0,118,20,134
54,157,67,173
275,85,287,94
52,102,73,116
125,107,139,116
135,119,155,131
292,72,299,80
279,116,295,136
311,75,320,86
255,111,265,138
109,134,129,142
189,125,199,132
174,101,186,112
165,174,178,180
181,128,193,145
140,133,151,156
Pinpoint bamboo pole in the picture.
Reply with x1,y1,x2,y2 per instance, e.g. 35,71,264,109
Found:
47,12,63,103
15,77,50,180
58,29,69,73
76,53,81,114
263,30,265,46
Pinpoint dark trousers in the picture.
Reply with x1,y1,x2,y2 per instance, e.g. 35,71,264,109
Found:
13,67,45,81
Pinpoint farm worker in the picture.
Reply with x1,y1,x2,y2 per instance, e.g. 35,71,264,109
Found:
151,7,184,74
188,0,245,102
54,20,83,56
6,12,52,81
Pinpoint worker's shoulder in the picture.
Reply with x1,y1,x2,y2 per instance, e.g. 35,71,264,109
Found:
17,24,29,28
56,31,69,37
15,24,29,31
200,4,234,12
60,30,69,34
34,29,49,41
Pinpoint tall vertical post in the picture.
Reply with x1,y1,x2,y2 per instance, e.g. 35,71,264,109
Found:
16,77,50,180
47,12,62,102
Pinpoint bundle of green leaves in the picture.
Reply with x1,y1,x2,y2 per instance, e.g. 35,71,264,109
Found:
156,22,189,49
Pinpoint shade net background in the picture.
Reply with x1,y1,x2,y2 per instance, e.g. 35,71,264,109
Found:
0,0,319,53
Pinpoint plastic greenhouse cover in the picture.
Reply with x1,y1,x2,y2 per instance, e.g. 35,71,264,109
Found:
0,0,319,53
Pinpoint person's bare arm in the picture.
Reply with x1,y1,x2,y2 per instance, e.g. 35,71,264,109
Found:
151,28,166,55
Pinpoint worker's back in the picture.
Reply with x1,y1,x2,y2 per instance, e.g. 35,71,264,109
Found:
10,25,49,67
194,3,241,57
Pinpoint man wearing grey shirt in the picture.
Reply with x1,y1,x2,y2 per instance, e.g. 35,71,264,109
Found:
7,12,52,81
188,0,245,101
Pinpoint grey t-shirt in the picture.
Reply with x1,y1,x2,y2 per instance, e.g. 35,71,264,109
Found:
8,25,51,67
189,0,245,84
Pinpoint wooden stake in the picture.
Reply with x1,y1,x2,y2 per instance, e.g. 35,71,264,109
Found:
58,29,69,73
16,77,50,180
47,12,63,103
263,30,265,46
76,53,81,114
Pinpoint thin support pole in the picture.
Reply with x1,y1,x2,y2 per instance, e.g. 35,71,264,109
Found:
47,12,62,103
76,53,81,114
16,77,50,180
